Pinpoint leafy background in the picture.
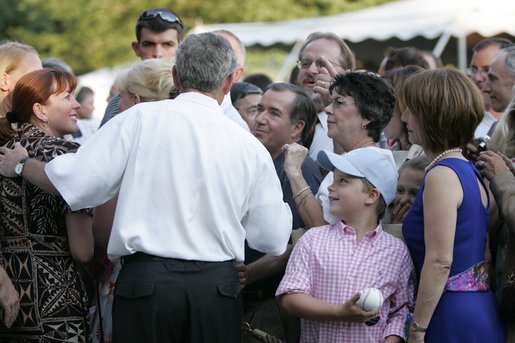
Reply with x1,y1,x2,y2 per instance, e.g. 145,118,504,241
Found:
0,0,393,76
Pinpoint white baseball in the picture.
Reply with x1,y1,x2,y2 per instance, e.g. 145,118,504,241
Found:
356,287,384,311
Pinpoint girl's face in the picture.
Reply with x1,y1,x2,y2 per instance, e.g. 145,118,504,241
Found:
394,167,424,207
42,87,80,137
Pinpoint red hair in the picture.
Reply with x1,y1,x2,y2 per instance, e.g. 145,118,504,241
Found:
0,68,76,145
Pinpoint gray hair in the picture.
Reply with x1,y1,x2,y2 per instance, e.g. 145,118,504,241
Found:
42,57,74,76
501,46,515,75
213,30,246,67
175,33,237,92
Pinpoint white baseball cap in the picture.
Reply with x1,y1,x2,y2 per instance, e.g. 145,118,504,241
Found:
317,147,398,205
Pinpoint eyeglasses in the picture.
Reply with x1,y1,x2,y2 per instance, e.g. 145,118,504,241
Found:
296,58,343,70
466,67,488,78
328,97,355,107
138,9,184,29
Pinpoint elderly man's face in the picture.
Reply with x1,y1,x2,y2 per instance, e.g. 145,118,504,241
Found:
483,52,515,113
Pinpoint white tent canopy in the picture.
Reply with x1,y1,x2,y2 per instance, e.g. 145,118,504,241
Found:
191,0,515,76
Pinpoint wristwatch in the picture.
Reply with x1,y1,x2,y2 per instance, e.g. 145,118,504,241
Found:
410,320,427,333
14,157,30,176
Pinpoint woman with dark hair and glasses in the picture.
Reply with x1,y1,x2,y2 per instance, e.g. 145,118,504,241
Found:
0,68,93,341
282,71,396,229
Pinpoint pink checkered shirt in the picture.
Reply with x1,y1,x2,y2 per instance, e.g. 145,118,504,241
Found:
276,222,414,343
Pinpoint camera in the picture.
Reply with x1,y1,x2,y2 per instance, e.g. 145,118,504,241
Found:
477,135,490,152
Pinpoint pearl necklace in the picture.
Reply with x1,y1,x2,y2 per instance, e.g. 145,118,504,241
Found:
425,148,462,172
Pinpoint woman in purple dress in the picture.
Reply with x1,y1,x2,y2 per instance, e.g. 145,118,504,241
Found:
400,68,505,342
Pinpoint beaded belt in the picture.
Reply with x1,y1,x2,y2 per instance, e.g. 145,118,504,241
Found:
445,260,489,292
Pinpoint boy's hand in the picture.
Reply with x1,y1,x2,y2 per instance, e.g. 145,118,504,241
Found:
338,293,379,323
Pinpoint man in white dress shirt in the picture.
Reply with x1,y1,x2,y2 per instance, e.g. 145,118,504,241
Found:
0,33,292,343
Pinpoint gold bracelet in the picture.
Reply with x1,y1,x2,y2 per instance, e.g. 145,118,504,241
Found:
295,190,312,207
293,186,310,200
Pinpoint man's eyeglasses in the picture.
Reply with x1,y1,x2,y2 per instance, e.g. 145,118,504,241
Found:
466,67,488,78
296,58,343,70
138,9,184,29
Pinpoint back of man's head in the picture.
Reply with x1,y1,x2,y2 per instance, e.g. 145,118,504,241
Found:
501,46,515,76
136,8,184,42
175,33,237,93
382,47,429,72
473,37,513,54
213,30,246,67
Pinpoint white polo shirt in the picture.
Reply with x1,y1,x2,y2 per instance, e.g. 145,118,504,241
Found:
46,92,292,262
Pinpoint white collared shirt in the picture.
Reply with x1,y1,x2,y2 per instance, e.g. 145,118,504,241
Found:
474,111,497,138
46,92,292,261
308,111,334,162
221,93,250,131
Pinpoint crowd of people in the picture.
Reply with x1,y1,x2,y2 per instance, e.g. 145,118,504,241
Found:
0,6,514,343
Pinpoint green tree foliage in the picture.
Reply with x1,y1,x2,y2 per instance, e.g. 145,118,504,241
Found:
0,0,393,75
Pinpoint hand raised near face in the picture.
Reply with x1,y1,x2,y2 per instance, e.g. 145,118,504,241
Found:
312,56,350,103
391,202,411,224
282,143,308,178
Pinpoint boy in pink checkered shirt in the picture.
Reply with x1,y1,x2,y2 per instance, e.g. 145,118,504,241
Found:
277,147,414,343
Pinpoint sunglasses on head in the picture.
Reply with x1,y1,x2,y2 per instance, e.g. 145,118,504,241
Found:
138,9,183,29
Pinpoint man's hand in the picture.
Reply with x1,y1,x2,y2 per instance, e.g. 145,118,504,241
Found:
234,263,247,287
0,142,29,177
338,293,379,323
478,151,511,180
312,56,348,103
0,274,20,328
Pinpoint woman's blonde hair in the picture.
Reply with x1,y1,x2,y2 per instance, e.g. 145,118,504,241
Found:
116,59,175,102
0,41,39,117
400,67,484,153
489,94,515,157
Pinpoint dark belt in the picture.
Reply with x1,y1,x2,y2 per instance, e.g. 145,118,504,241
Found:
242,288,277,302
121,252,232,267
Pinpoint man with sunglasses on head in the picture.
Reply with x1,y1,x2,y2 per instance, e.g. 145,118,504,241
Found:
99,8,184,127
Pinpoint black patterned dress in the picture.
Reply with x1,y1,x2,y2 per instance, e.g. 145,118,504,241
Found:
0,123,91,342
